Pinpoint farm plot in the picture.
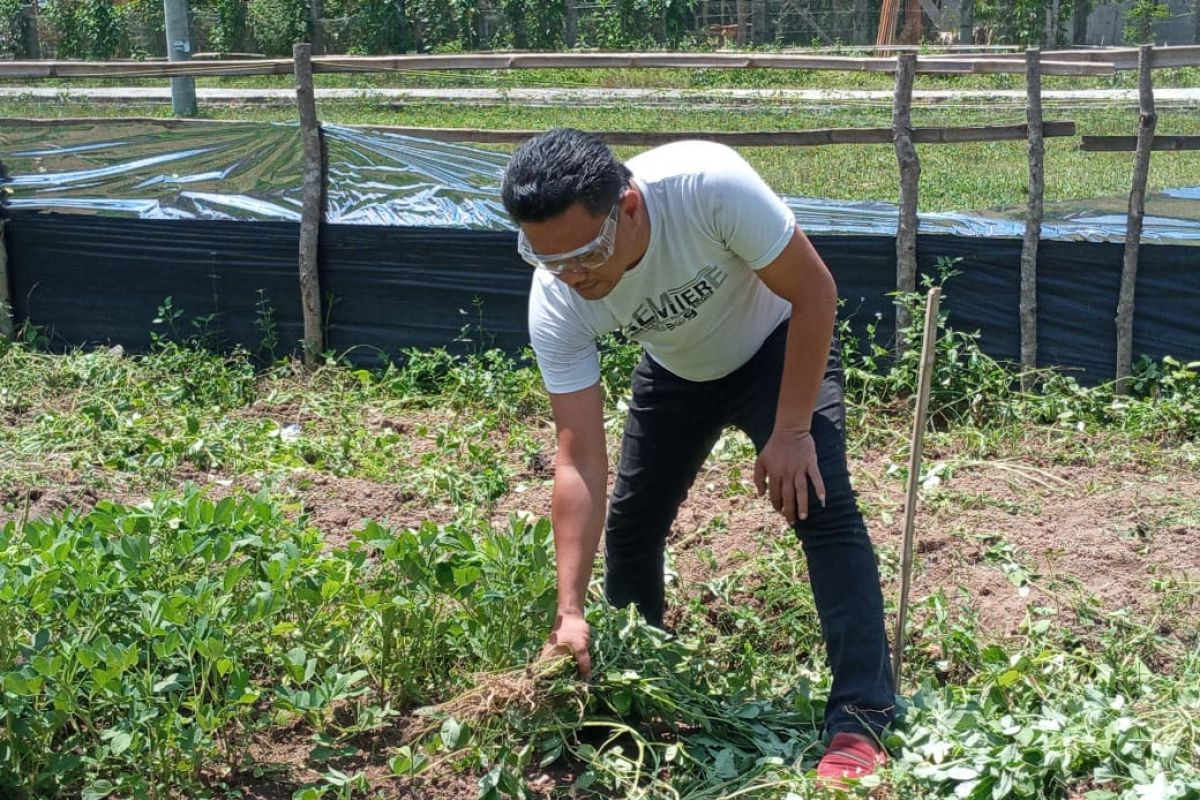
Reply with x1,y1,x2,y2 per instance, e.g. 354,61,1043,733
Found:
0,301,1198,800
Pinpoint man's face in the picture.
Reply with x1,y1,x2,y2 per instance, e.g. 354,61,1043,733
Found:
519,196,635,301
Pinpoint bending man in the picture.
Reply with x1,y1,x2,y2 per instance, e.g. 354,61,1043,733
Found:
502,128,894,784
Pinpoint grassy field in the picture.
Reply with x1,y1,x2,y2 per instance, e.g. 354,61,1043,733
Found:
3,65,1200,211
1,286,1198,799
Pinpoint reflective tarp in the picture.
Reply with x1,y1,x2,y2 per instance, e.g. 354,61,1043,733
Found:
3,120,1200,245
2,120,1197,380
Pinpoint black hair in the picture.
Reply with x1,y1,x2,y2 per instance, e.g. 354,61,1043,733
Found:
501,128,631,223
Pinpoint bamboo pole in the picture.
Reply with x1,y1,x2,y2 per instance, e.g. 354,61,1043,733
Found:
892,286,941,690
0,220,12,340
1020,48,1044,388
1115,45,1157,395
294,43,325,368
877,0,901,50
893,53,920,354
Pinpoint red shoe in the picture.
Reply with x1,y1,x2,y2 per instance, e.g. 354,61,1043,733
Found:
816,732,887,790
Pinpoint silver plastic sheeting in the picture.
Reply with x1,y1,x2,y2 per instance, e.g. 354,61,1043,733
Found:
2,120,1199,245
2,121,305,220
324,125,509,227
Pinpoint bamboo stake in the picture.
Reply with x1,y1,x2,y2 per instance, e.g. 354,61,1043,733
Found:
892,286,942,691
294,43,325,368
0,220,12,340
1115,45,1156,394
893,53,920,355
1020,48,1044,388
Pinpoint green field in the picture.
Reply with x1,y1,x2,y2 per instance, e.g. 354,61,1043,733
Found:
1,290,1198,798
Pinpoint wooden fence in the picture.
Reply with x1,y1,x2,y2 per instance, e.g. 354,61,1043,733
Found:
1,46,1198,382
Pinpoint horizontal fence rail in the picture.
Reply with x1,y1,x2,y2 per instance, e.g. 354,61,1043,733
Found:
1081,135,1200,152
0,116,1077,147
341,122,1080,146
934,44,1200,70
0,51,1124,79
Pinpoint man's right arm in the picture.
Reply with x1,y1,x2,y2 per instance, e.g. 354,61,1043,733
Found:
543,381,608,677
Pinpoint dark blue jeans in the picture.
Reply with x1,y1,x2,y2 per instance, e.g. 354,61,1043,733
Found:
603,320,895,739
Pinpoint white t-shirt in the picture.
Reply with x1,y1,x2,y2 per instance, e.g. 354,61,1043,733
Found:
528,140,795,395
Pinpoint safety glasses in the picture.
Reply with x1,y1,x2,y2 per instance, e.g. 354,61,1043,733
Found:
517,203,620,274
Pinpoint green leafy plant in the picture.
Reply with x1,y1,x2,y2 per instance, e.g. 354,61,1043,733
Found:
3,288,1199,798
117,0,164,58
46,0,123,58
1125,0,1170,44
408,0,476,52
973,0,1075,46
247,0,307,55
209,0,249,52
349,0,411,54
583,0,694,48
0,0,26,58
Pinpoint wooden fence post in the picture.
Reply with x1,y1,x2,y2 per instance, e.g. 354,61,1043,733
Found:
0,220,13,340
893,53,920,353
294,43,326,368
1115,44,1156,394
1020,48,1044,387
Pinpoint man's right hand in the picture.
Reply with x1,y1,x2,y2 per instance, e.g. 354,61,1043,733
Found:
542,612,592,678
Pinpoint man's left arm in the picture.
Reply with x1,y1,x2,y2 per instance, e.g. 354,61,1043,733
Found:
752,226,839,524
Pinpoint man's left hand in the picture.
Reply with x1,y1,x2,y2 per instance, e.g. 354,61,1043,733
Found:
754,428,825,524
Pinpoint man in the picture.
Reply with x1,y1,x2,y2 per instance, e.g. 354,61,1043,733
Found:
501,128,894,785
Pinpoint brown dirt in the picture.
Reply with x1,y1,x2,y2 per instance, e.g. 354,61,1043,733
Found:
0,474,129,528
283,471,457,549
863,457,1200,639
661,443,1200,643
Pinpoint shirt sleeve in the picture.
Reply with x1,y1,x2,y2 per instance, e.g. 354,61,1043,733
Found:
699,145,796,270
528,274,603,395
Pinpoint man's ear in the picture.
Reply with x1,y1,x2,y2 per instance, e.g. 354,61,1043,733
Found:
620,185,641,219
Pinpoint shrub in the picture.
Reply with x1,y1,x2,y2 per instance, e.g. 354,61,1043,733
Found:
0,0,25,58
46,0,123,59
349,0,410,53
247,0,307,55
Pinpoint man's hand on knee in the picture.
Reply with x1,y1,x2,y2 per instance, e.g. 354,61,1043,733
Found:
542,611,592,677
754,428,826,524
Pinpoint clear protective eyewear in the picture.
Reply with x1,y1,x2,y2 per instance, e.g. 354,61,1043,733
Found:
517,203,620,274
